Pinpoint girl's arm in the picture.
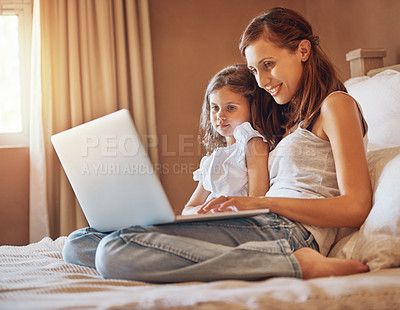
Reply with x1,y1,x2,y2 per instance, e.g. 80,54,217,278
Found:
183,137,268,215
200,93,372,228
181,181,211,215
245,137,270,196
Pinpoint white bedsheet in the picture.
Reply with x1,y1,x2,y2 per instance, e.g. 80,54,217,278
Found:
1,237,400,310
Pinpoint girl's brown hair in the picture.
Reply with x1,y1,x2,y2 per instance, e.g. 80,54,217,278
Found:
239,7,346,145
199,64,273,154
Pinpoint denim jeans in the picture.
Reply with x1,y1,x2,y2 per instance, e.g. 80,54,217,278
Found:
62,213,318,283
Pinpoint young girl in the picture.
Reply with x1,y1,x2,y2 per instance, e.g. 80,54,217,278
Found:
63,7,370,282
182,64,270,215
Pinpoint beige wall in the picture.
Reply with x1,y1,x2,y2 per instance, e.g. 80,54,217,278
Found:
305,0,400,80
0,147,29,245
149,0,400,213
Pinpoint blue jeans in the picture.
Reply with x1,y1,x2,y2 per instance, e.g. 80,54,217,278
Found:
62,213,318,283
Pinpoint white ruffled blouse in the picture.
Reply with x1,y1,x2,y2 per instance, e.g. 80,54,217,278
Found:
193,122,267,201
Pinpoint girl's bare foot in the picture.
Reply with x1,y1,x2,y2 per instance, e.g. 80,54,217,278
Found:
294,247,369,279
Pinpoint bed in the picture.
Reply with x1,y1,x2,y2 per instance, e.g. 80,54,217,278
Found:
1,48,400,310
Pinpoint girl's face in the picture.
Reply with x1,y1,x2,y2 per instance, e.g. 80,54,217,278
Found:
245,37,308,105
209,86,250,146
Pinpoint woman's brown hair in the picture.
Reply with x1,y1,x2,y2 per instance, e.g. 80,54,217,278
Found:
239,7,346,145
199,64,273,154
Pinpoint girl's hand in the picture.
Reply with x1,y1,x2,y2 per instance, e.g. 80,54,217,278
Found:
198,196,265,214
182,181,212,215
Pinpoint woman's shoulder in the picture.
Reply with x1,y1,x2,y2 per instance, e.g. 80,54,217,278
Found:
320,91,358,116
323,90,356,104
319,91,367,138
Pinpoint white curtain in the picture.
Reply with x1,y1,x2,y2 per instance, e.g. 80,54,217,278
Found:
29,0,158,242
29,0,48,242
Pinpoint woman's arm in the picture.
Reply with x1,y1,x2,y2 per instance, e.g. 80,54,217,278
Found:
246,137,270,196
181,181,211,215
200,93,372,228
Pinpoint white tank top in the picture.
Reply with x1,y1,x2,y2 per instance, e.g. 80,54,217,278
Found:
266,94,368,255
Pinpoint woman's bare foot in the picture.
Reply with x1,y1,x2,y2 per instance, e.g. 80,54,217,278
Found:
294,247,369,279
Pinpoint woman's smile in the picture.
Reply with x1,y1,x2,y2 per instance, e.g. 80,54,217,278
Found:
265,83,282,97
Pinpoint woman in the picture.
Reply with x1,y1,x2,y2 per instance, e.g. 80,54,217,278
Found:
201,7,371,256
63,7,370,282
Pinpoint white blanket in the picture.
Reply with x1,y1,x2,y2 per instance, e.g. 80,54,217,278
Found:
1,237,400,310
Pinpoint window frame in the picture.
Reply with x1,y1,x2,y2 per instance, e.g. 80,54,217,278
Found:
0,0,32,147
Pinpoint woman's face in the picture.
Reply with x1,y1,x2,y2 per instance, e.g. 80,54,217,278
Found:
245,37,308,105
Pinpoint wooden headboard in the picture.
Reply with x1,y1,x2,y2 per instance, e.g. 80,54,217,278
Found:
346,48,400,77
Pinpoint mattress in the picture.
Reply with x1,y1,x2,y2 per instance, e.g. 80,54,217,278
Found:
1,237,400,310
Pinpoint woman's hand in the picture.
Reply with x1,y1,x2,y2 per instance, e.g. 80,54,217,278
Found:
197,196,265,214
181,205,205,215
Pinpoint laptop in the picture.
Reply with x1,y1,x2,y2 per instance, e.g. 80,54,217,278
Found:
51,109,269,232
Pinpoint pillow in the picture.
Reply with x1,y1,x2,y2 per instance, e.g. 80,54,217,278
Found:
344,70,400,146
329,146,400,271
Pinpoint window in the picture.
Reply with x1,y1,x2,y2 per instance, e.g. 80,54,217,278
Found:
0,0,32,147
